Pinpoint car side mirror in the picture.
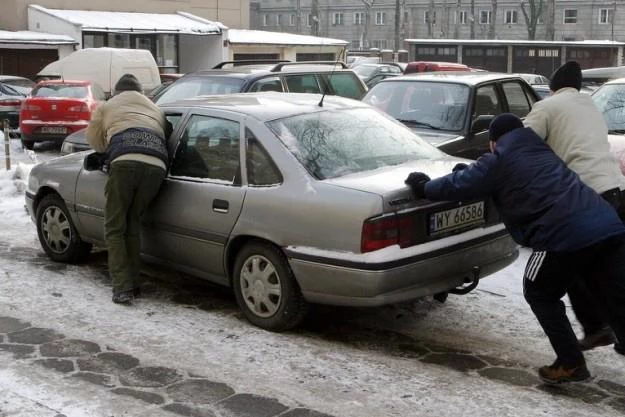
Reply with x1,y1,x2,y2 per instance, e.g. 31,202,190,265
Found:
471,115,494,135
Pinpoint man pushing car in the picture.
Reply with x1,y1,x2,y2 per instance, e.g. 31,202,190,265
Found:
405,113,625,384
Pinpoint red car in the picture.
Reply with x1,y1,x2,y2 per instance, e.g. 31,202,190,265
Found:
19,80,105,150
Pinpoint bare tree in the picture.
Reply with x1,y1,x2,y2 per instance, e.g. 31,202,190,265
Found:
546,0,555,41
470,0,475,39
489,0,498,39
520,0,545,40
361,0,376,49
454,0,461,39
311,0,319,36
394,0,400,51
426,0,435,38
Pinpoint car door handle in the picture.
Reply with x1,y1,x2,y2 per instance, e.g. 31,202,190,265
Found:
213,199,229,213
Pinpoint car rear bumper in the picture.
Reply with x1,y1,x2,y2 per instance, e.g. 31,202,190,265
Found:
20,120,89,140
286,226,519,307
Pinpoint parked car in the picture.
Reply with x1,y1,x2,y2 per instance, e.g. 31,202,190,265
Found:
153,61,368,105
353,63,403,88
363,72,540,159
0,82,26,129
0,75,34,95
404,62,471,74
517,73,550,86
27,93,518,331
582,66,625,91
591,77,625,175
19,80,105,150
532,84,551,99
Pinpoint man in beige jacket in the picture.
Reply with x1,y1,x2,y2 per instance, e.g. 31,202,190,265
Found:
524,61,625,352
86,74,169,305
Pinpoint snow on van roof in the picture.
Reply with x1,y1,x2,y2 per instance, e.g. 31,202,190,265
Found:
29,5,225,35
228,29,348,46
0,30,76,45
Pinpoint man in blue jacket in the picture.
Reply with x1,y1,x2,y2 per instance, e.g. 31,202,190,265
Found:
405,113,625,384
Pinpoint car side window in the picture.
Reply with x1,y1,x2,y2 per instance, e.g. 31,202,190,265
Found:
473,84,503,117
284,74,322,94
170,115,241,185
249,77,284,92
245,128,283,186
502,82,532,118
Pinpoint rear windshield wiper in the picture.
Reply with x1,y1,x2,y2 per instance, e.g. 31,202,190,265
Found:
609,129,625,134
397,119,442,130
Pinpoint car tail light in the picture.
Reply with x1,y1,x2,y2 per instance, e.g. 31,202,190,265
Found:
0,99,21,107
68,103,89,112
21,103,41,111
361,214,399,253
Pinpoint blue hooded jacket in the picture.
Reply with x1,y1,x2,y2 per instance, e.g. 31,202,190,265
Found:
424,127,625,252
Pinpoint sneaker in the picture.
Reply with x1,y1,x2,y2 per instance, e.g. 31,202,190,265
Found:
578,327,617,351
538,360,591,384
615,343,625,356
112,290,133,305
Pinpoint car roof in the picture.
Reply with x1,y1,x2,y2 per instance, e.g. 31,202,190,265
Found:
162,92,369,122
187,63,354,80
36,80,91,86
0,75,31,81
377,71,526,85
605,77,625,85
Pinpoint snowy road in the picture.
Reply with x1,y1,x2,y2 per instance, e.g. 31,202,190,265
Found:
1,144,625,417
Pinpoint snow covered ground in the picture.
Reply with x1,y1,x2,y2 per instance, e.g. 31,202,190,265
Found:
1,146,624,417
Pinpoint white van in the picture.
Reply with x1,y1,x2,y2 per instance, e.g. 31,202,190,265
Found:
36,48,161,97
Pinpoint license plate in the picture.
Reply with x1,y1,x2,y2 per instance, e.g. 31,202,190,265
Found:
429,201,485,235
40,126,67,134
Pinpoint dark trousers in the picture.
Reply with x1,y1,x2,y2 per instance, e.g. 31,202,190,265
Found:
104,161,166,294
568,188,624,336
523,234,625,366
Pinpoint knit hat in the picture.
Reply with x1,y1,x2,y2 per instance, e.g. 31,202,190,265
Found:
489,113,524,142
114,74,142,94
549,61,582,92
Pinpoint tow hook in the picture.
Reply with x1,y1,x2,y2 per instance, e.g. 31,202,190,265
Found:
449,266,481,295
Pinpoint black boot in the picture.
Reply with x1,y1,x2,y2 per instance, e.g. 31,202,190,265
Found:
615,343,625,356
112,290,133,305
578,327,616,351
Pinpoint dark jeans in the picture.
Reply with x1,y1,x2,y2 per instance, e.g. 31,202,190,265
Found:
104,161,166,294
523,234,625,367
568,188,624,336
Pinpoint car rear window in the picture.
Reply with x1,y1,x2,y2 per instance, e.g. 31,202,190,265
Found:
155,77,245,104
323,73,367,100
267,107,443,180
33,84,88,98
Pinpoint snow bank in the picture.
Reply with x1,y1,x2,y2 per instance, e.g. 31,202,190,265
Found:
0,162,34,222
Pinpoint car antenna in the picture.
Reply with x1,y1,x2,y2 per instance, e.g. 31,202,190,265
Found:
318,48,345,108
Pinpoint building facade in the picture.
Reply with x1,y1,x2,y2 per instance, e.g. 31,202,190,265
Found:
250,0,624,50
1,0,250,32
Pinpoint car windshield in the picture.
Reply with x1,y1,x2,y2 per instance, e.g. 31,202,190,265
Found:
2,79,33,94
363,81,470,132
0,83,24,97
33,84,88,98
592,84,625,131
267,107,444,180
155,77,245,104
353,65,377,78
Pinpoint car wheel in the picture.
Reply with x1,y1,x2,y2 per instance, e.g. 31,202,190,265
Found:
233,241,308,331
21,139,34,150
36,194,92,263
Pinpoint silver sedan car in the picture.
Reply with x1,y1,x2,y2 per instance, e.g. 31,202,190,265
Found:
26,93,518,331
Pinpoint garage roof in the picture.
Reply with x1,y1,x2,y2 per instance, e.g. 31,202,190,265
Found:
228,30,348,47
0,30,77,45
29,5,225,35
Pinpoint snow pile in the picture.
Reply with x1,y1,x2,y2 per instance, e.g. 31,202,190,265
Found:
0,162,34,222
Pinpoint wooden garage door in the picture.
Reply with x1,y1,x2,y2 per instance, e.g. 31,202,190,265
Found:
0,49,58,81
513,47,560,78
568,48,618,70
463,47,507,72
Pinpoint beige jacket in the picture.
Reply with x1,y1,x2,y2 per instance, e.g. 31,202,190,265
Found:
524,87,625,194
86,91,167,170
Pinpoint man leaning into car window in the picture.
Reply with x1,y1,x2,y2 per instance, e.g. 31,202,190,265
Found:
86,74,170,305
405,113,625,385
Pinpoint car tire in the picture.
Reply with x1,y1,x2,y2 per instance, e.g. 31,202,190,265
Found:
36,194,92,263
21,139,34,150
233,241,308,331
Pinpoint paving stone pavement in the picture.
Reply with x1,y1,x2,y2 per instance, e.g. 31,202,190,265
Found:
2,245,625,415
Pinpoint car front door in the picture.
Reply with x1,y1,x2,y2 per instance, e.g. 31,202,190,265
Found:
466,83,504,159
141,110,246,284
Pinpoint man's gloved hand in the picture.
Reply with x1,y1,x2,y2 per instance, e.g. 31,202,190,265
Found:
405,172,431,199
452,162,469,172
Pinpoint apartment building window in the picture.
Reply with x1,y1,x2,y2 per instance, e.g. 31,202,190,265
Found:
333,12,344,25
372,40,387,49
480,10,492,24
424,11,436,24
307,14,312,27
599,9,613,24
456,10,467,24
350,40,361,50
563,9,578,24
289,14,296,26
504,10,518,24
263,14,268,27
376,11,386,25
276,14,282,26
354,12,364,25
